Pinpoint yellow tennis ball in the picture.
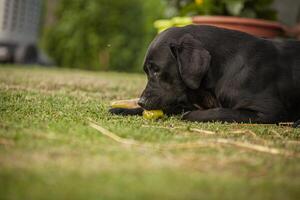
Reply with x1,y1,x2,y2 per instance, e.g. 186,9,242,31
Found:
195,0,204,6
143,110,164,120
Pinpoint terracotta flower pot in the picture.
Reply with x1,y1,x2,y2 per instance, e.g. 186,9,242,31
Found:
192,16,284,38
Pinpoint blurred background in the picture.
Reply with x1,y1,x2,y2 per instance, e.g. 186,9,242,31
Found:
0,0,300,72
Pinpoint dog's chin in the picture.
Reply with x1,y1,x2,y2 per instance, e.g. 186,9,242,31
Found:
141,103,195,115
140,95,197,115
163,106,185,115
163,104,196,115
140,104,161,111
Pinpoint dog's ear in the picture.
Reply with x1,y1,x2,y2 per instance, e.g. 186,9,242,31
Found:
170,35,211,89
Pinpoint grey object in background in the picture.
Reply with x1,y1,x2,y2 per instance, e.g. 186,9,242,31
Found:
0,0,42,64
273,0,300,26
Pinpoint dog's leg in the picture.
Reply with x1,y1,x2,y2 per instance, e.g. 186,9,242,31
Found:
182,108,261,123
292,119,300,128
109,108,144,116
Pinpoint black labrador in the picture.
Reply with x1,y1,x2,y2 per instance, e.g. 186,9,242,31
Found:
110,25,300,127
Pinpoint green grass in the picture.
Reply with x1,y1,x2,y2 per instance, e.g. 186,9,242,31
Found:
0,65,300,200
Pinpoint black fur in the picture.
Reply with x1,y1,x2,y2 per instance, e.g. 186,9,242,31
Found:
110,25,300,125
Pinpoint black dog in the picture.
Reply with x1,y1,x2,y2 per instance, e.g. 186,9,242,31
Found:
110,25,300,126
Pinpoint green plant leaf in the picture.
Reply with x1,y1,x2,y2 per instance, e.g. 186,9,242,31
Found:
240,9,256,18
224,0,245,16
252,0,274,8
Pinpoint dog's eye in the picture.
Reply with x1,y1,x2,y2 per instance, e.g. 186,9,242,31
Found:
150,63,160,74
152,64,160,73
147,62,160,76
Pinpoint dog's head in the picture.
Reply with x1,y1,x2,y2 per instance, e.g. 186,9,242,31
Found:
138,27,211,114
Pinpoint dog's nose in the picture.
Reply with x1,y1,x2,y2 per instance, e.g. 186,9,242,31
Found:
138,97,146,108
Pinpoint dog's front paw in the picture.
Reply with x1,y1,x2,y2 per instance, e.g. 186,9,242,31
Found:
181,111,192,120
292,119,300,128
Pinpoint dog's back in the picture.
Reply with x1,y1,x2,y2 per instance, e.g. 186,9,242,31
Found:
183,25,300,121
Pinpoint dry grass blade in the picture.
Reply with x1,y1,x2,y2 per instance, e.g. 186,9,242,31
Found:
142,125,217,135
283,140,300,145
160,141,218,149
88,121,218,150
189,128,216,135
88,119,298,157
88,120,139,146
270,130,284,139
141,125,184,129
213,138,295,156
230,129,257,137
162,139,298,156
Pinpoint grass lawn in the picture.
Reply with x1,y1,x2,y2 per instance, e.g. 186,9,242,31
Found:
0,65,300,200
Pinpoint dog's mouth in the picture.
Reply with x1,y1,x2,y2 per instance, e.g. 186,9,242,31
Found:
163,104,195,115
139,97,197,115
139,102,165,112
